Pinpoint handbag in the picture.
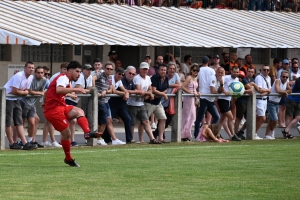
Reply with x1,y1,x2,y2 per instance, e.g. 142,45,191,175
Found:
166,87,179,116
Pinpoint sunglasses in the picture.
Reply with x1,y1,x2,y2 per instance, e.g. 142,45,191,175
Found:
281,76,289,79
128,72,136,76
106,68,113,71
284,63,289,65
192,69,199,72
262,69,269,72
118,73,125,76
293,67,299,69
44,73,50,76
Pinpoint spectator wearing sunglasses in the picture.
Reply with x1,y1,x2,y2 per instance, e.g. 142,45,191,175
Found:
290,62,300,81
93,62,126,145
276,59,290,128
101,67,133,144
254,65,271,140
265,70,291,140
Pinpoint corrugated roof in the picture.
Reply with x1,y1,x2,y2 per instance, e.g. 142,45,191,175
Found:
0,0,299,47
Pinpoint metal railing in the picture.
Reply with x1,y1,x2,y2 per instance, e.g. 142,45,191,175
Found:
1,87,299,150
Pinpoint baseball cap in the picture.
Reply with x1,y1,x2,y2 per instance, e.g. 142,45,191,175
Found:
202,56,209,64
145,54,151,59
108,50,117,56
282,59,289,64
82,64,93,70
213,55,220,59
139,62,149,69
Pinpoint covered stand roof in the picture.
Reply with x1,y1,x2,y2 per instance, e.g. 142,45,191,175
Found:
0,0,299,48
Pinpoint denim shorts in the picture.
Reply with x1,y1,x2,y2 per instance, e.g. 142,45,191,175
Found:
98,102,112,125
267,101,279,121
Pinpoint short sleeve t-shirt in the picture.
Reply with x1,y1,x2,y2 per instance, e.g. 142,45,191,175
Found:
145,74,169,105
127,74,151,106
288,77,300,103
198,66,215,101
44,74,70,112
236,77,255,103
218,75,239,101
255,74,271,90
20,76,47,106
181,63,189,75
49,72,61,83
4,71,33,100
94,72,111,104
66,73,92,103
209,75,220,102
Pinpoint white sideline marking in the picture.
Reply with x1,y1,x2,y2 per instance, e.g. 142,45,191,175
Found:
0,144,297,157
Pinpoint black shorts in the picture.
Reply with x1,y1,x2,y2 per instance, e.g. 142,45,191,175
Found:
235,100,247,119
217,99,231,114
65,99,78,106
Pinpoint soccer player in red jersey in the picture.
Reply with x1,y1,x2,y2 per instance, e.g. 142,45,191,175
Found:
43,61,100,167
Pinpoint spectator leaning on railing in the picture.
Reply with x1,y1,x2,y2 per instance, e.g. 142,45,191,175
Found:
4,62,37,150
20,66,47,148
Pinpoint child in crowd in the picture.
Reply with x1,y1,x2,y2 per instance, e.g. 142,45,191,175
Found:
197,124,229,142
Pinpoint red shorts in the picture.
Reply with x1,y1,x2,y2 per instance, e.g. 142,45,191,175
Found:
44,105,74,132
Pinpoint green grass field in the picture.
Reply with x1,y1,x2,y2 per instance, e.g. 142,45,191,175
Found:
0,140,300,200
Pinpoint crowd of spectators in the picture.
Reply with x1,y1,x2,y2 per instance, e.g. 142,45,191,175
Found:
3,49,300,150
36,0,300,12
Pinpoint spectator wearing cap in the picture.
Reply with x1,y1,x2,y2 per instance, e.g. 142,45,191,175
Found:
241,54,257,77
108,50,118,63
92,58,103,76
277,59,290,128
101,67,134,144
193,56,220,139
181,55,192,76
65,64,93,147
220,52,230,75
153,55,164,74
144,55,155,77
93,62,126,145
269,58,282,85
144,63,169,143
126,62,162,144
211,54,221,72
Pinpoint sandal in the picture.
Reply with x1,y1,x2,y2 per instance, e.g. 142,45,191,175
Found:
282,129,294,139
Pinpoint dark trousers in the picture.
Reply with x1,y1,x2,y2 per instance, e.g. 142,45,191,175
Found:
102,105,133,143
153,107,173,139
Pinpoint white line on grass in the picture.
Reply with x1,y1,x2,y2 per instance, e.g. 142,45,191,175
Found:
0,143,297,157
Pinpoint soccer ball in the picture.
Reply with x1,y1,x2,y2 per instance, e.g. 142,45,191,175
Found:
228,82,245,97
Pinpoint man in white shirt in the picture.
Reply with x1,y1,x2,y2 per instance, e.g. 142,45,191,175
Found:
217,66,241,141
4,62,37,150
254,65,271,139
91,58,103,76
193,56,220,139
127,62,161,144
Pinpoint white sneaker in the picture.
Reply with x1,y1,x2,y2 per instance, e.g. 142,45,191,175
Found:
97,138,107,146
255,134,263,140
271,130,275,139
52,141,62,148
264,135,275,140
112,139,126,145
297,126,300,134
41,141,52,147
151,123,157,129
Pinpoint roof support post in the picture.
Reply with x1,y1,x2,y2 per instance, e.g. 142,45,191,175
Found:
86,87,98,146
0,88,6,150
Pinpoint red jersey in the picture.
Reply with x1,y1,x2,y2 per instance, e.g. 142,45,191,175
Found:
44,74,70,113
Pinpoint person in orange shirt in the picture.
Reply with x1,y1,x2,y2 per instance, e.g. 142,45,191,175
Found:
242,54,257,77
229,50,238,71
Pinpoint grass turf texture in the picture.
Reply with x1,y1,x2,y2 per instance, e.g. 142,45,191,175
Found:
0,140,300,200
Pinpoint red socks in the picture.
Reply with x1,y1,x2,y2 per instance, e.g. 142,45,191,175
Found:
77,116,90,134
61,139,72,161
